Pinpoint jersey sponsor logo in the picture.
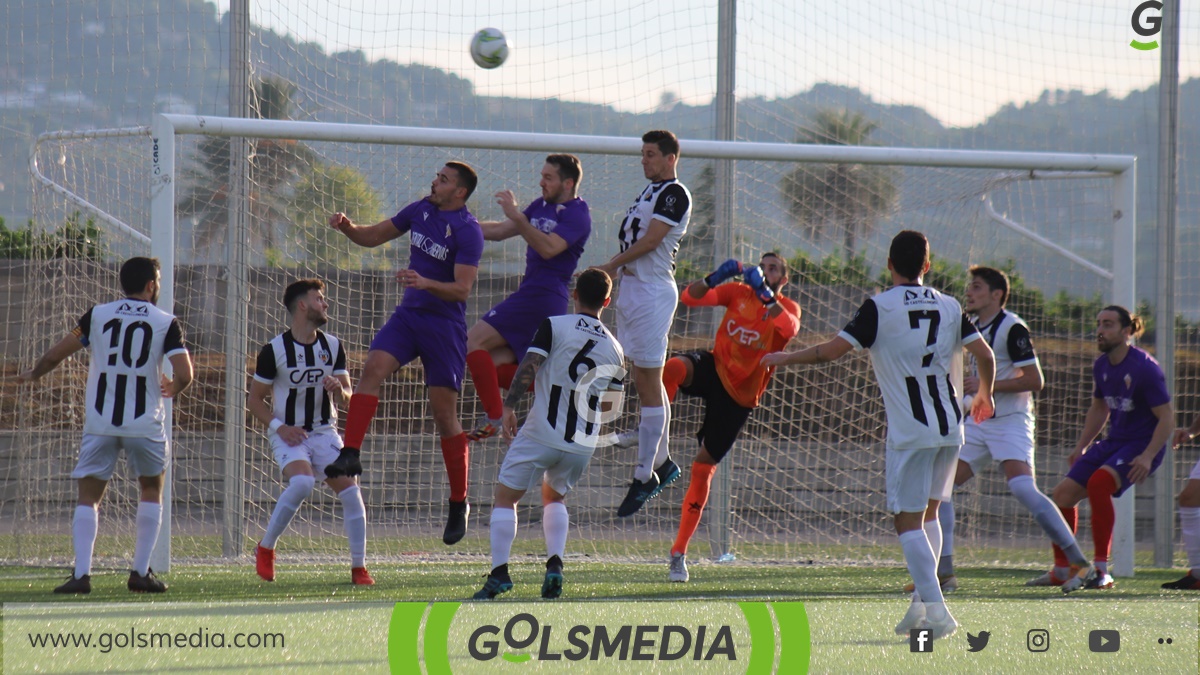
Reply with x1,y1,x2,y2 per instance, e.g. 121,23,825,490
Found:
1104,395,1136,412
1124,374,1132,389
902,288,937,306
117,302,150,317
574,317,606,338
289,368,325,385
411,231,450,261
319,350,330,364
726,319,762,346
530,216,558,233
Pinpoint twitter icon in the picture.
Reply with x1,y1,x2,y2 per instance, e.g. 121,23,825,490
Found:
966,631,991,652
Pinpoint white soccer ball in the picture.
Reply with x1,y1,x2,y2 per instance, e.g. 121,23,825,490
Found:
470,28,510,69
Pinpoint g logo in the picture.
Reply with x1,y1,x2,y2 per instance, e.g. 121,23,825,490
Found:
1130,0,1163,50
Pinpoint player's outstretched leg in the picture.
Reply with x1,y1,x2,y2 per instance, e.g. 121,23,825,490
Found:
617,472,661,518
324,447,362,478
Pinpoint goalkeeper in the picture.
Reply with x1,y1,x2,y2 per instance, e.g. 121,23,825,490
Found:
617,252,800,581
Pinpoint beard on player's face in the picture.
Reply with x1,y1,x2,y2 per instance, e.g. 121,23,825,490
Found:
306,306,328,326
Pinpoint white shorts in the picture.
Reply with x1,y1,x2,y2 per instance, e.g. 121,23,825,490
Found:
1189,457,1200,481
886,445,959,514
615,274,678,368
959,414,1036,475
496,434,592,496
72,434,169,481
270,429,343,480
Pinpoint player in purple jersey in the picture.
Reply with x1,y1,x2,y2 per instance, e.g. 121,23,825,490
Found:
324,161,485,546
1035,305,1174,591
465,154,592,441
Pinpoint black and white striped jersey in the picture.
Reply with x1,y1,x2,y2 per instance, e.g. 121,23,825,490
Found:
839,285,982,450
617,179,691,283
253,330,348,432
75,298,188,440
967,309,1038,419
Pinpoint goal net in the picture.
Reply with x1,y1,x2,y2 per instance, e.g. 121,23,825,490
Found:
8,118,1134,570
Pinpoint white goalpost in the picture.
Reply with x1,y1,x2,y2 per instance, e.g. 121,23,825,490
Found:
20,114,1137,575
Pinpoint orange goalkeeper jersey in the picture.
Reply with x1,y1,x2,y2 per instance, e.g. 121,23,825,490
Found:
681,283,801,408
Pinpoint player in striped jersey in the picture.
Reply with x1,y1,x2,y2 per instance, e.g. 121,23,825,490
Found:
249,279,372,586
595,130,692,517
21,257,193,594
326,161,485,546
473,269,625,600
764,231,995,640
466,154,592,441
914,266,1091,594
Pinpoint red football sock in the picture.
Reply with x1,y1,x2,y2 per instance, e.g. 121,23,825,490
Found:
496,363,518,390
1088,470,1120,563
343,394,379,450
466,350,503,420
663,357,687,402
441,433,469,502
1052,505,1077,569
672,462,717,555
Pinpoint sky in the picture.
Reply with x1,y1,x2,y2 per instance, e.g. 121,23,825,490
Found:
216,0,1200,128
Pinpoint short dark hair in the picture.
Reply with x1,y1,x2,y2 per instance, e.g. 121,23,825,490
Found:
546,153,583,188
889,230,930,281
120,257,161,296
1103,304,1145,338
969,265,1010,306
284,278,325,313
761,251,788,277
642,130,680,157
575,268,612,310
444,161,478,199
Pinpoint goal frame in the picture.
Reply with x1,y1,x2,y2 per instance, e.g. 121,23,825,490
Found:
38,114,1139,574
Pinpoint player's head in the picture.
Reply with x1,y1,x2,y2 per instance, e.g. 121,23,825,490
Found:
432,161,477,207
120,257,161,303
887,230,930,282
641,130,679,181
542,154,582,203
760,251,789,293
966,265,1009,314
1097,304,1144,353
283,278,329,326
573,268,613,314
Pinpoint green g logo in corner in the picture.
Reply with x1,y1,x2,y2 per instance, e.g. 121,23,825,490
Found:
388,601,809,674
1130,0,1163,50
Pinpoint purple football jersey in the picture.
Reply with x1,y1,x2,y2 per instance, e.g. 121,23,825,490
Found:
1092,346,1170,443
519,197,591,292
391,197,484,322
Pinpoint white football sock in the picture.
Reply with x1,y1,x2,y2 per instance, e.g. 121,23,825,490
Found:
652,388,672,467
72,505,98,578
338,485,367,568
938,500,954,557
261,475,315,549
1181,506,1200,574
899,529,944,605
490,507,517,569
543,502,569,560
1008,475,1088,565
635,406,667,482
132,502,162,576
924,517,943,562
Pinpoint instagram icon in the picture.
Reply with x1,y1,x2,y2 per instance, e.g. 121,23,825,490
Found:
1026,629,1050,652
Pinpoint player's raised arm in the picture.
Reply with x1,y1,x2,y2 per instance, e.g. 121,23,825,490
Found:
762,336,855,368
329,212,404,248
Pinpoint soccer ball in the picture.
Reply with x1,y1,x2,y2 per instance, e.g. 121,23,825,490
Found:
470,28,510,69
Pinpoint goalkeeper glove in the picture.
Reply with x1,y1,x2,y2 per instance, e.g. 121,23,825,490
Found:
743,266,778,307
704,259,743,288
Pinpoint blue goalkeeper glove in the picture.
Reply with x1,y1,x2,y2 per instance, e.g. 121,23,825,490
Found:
704,259,743,288
743,266,777,307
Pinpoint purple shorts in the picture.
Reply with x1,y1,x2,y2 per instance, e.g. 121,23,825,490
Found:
370,307,467,390
1065,437,1166,497
480,284,568,362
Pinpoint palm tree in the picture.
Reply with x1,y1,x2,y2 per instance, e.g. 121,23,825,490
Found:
177,77,317,261
779,109,899,259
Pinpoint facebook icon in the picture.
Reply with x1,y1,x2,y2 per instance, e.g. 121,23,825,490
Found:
910,628,933,652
